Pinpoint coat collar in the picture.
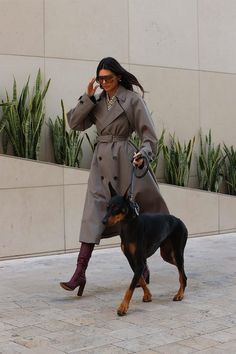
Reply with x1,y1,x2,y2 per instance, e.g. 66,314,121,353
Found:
115,85,127,103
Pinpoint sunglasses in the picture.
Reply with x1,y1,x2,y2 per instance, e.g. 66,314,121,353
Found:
96,75,115,84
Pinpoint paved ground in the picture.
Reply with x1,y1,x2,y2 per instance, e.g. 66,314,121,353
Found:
0,233,236,354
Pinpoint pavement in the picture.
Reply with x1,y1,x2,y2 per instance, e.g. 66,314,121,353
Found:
0,233,236,354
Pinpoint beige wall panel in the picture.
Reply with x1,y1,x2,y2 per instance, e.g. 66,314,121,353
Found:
129,0,198,69
160,184,219,236
198,0,236,73
64,167,89,185
219,195,236,232
0,187,64,258
45,0,128,62
200,71,236,146
131,66,199,141
64,184,87,250
0,55,45,100
0,156,63,189
0,0,44,56
45,58,99,118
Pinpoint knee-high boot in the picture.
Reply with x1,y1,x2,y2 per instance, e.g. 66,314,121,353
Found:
60,242,95,296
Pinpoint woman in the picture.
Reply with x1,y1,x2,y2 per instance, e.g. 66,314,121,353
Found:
60,57,169,296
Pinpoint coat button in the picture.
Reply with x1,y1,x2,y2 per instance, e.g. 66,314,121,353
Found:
98,156,102,161
101,176,104,180
113,176,118,180
113,156,117,160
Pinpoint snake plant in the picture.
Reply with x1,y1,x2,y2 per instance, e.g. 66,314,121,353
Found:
223,144,236,195
197,130,225,192
162,134,195,187
48,100,84,167
0,69,50,159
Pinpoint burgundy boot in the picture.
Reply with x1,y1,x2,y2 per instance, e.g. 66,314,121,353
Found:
60,242,95,296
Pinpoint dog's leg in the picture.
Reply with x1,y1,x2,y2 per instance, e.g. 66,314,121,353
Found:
173,268,187,301
161,226,187,301
169,250,187,301
138,275,152,302
173,227,188,301
117,264,144,316
172,248,187,301
117,286,134,316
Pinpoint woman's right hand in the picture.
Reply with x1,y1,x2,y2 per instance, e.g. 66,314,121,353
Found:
87,77,99,97
132,151,144,167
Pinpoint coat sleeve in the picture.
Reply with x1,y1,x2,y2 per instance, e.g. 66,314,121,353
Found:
130,94,157,161
67,93,96,131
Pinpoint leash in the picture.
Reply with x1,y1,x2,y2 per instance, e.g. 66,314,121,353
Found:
128,154,149,216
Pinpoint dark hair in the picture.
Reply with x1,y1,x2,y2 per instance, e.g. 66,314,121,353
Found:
96,57,144,96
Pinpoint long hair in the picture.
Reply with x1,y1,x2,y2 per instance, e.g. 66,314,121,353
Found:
96,57,144,96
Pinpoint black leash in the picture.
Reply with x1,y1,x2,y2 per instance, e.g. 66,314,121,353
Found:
128,154,149,216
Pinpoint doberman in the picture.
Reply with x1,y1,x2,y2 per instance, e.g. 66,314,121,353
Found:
102,182,188,316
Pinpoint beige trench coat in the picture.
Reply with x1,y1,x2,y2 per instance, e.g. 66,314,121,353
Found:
67,85,169,244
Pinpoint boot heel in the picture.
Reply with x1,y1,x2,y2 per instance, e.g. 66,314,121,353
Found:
77,281,86,296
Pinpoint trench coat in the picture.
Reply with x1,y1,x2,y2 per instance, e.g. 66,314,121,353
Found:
67,85,169,244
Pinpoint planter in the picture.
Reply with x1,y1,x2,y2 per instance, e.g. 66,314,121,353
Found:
0,155,235,260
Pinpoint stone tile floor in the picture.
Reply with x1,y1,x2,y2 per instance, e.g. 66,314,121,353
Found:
0,233,236,353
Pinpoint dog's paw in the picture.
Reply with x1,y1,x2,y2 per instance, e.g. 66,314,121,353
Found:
173,293,184,301
142,294,152,302
117,302,129,316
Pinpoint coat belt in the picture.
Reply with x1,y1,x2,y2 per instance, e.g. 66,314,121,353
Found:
97,135,129,143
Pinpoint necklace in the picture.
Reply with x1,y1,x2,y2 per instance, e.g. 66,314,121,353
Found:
106,92,117,110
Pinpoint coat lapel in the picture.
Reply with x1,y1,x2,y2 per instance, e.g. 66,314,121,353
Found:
95,86,127,133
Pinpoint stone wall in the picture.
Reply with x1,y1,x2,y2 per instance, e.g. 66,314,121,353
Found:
1,155,235,260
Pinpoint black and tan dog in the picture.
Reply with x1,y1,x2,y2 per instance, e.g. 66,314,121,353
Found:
102,183,188,316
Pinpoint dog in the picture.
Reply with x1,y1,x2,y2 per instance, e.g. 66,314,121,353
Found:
102,182,188,316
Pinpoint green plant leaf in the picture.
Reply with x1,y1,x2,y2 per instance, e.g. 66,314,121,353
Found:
0,69,50,159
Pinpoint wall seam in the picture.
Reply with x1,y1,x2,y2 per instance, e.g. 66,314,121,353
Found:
63,167,66,251
218,194,221,234
43,0,45,71
196,0,201,130
1,51,236,76
127,0,130,70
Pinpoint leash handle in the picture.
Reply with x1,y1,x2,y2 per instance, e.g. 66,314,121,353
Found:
129,165,136,202
129,154,149,199
128,153,150,216
129,168,140,216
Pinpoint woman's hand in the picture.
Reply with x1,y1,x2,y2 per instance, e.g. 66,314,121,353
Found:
133,151,144,167
87,77,99,97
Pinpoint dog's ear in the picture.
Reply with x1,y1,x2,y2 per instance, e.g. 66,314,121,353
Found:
108,182,117,197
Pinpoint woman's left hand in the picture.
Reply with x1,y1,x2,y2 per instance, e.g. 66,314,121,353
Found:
133,152,144,167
